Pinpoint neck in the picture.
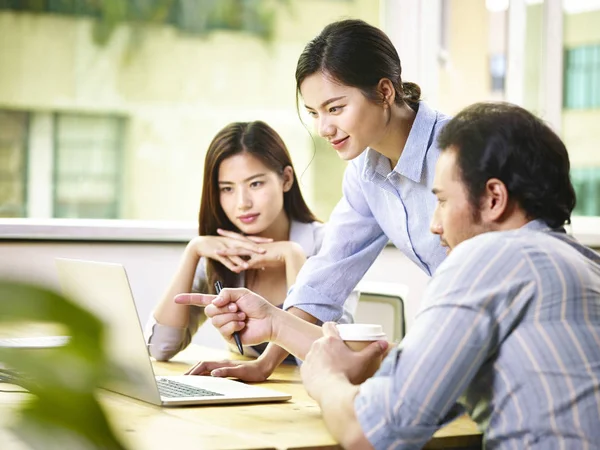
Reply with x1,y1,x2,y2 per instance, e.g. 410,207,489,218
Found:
370,102,417,170
493,206,532,232
258,209,291,241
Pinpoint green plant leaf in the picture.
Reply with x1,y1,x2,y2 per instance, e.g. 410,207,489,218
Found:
0,280,128,450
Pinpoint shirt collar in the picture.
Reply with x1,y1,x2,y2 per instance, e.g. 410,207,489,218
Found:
363,101,438,183
522,218,566,234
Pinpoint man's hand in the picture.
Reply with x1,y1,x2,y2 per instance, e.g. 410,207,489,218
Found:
174,288,277,346
301,322,388,402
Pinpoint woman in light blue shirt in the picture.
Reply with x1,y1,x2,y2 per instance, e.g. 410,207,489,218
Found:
185,19,449,381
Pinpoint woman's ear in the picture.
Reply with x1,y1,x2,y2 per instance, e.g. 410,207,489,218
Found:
282,166,294,192
377,78,396,107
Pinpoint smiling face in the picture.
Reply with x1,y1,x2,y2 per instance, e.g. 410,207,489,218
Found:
299,72,389,161
430,148,492,254
218,152,292,236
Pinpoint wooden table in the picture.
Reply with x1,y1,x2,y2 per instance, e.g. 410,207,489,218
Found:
0,345,482,449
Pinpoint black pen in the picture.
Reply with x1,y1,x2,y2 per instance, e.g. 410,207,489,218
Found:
214,280,244,355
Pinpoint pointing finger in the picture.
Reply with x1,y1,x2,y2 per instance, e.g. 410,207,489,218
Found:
174,293,215,306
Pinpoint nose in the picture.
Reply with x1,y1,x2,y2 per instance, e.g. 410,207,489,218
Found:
430,206,442,236
237,187,252,210
317,115,335,139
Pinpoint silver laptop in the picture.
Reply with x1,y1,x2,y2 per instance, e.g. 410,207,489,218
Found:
55,258,291,406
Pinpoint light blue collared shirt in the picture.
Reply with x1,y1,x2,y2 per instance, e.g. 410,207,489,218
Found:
283,101,450,323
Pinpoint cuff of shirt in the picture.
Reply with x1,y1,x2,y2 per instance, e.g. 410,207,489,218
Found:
146,321,187,361
354,376,439,450
282,283,343,324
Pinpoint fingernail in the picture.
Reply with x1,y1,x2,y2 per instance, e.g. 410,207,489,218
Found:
211,370,221,377
228,304,236,312
238,313,245,319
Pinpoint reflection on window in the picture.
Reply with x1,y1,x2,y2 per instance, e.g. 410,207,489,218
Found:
572,168,600,216
490,53,506,93
0,110,28,218
564,44,600,109
53,114,125,219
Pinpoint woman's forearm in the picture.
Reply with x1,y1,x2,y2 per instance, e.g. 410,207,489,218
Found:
153,242,202,328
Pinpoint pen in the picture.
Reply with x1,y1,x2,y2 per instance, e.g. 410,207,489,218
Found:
214,280,244,356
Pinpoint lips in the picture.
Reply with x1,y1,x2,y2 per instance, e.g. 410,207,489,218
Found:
238,213,259,224
330,136,349,150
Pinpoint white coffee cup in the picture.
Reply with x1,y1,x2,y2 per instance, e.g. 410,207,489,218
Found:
336,324,387,379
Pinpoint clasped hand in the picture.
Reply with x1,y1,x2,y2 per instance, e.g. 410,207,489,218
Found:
194,228,298,273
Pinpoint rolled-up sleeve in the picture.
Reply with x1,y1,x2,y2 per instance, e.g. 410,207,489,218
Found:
283,161,388,323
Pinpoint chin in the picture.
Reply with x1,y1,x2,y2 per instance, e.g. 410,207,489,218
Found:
337,147,363,161
237,222,265,235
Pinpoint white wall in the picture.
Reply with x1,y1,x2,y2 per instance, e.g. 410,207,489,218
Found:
0,240,430,349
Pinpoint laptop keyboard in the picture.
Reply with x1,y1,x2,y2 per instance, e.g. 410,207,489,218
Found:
157,378,224,398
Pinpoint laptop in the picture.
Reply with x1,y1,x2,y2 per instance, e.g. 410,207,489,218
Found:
54,258,291,406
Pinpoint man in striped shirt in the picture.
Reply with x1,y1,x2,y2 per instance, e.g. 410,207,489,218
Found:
182,102,600,449
301,102,600,449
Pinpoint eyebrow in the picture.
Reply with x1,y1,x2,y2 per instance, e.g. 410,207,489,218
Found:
219,174,266,185
304,96,347,110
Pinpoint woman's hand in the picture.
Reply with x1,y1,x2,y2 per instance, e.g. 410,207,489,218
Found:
189,229,273,273
216,237,306,271
184,358,273,381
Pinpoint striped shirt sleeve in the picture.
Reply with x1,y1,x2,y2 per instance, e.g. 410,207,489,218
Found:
354,233,534,449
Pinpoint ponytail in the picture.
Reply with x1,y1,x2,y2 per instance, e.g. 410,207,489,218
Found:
401,82,421,109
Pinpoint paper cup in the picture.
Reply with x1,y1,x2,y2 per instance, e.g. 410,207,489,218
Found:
336,324,387,379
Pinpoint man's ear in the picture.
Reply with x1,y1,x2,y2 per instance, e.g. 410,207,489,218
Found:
481,178,509,222
282,166,294,192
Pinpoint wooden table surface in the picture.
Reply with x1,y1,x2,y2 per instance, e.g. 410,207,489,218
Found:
0,344,482,449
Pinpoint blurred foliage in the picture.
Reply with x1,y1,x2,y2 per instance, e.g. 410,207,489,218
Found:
0,281,127,449
0,0,292,46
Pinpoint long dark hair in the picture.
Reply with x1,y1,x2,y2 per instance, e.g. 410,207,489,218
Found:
199,121,318,293
437,102,576,228
295,19,421,110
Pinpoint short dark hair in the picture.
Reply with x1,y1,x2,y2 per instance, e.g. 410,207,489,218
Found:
295,19,421,109
437,102,576,228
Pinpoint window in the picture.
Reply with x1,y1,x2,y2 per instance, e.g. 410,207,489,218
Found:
0,110,28,218
564,43,600,109
53,114,125,219
571,168,600,216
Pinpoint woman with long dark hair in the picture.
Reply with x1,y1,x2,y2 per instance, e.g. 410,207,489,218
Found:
145,121,322,361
